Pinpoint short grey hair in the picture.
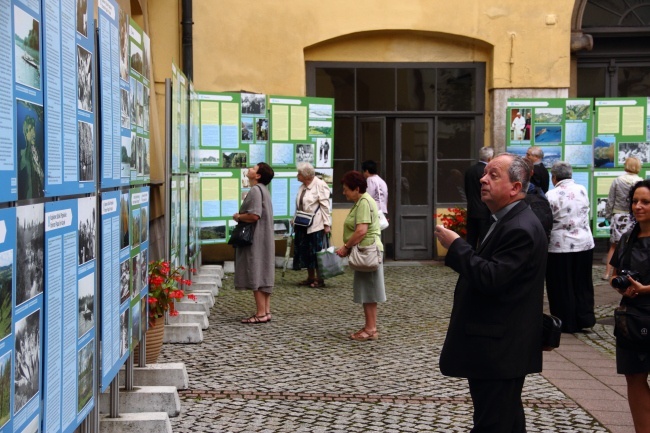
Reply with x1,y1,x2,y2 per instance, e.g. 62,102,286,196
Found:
551,161,572,181
504,153,530,194
297,162,315,179
478,146,494,162
527,146,544,159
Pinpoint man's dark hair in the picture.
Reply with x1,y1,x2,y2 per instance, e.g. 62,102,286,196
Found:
257,162,275,185
361,160,378,175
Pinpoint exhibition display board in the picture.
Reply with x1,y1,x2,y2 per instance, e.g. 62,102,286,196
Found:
127,19,150,185
507,97,650,239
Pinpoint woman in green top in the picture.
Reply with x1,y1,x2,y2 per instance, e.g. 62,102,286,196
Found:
336,171,386,341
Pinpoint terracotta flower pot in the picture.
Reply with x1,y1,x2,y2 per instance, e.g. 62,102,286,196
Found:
133,316,165,364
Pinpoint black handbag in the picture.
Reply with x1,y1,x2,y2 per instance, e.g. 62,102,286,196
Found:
542,313,562,350
228,222,255,247
614,304,650,349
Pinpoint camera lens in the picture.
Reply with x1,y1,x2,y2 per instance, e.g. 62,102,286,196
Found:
612,275,631,290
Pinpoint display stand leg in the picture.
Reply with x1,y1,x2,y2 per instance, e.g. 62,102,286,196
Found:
110,376,120,418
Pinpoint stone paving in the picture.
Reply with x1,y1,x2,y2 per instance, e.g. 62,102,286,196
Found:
159,264,616,432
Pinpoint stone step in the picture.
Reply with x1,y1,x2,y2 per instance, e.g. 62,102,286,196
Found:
100,412,172,433
163,323,203,343
199,265,224,278
167,311,209,330
99,385,180,417
179,291,214,308
119,363,188,390
173,300,210,314
190,281,219,296
191,274,222,288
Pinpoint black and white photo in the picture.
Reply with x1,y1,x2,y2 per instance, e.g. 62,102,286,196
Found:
241,93,265,115
16,204,44,306
618,142,650,165
129,76,136,125
296,144,314,164
119,260,130,304
132,299,141,347
14,310,40,414
119,309,128,357
77,272,94,337
78,196,96,265
78,120,94,182
77,45,93,112
120,88,130,129
316,138,331,167
119,9,128,82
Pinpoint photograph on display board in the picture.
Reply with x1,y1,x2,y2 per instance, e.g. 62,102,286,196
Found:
119,309,128,357
76,0,88,37
594,135,616,168
509,108,530,143
14,6,41,91
0,352,10,427
296,144,314,164
120,89,129,128
119,10,129,81
142,34,151,80
534,108,562,123
77,273,94,338
78,197,96,265
565,122,588,143
618,142,650,165
14,309,39,414
199,149,219,167
77,339,93,412
131,208,141,247
120,193,129,250
129,77,136,124
143,138,150,176
129,132,137,172
271,143,294,165
241,168,250,188
78,120,94,182
564,145,593,166
533,125,562,143
566,101,591,120
130,41,143,76
316,138,331,167
256,118,268,141
241,118,253,142
16,100,44,200
136,81,143,127
77,45,93,112
130,255,139,295
132,299,141,347
241,93,265,115
136,137,143,175
143,87,150,132
222,152,247,168
199,220,225,242
0,250,12,340
138,251,147,293
140,207,148,243
119,260,130,305
121,136,130,178
538,146,563,166
309,104,332,119
16,204,44,306
308,120,332,137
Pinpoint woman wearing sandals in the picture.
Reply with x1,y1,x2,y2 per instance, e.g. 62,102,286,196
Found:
233,163,275,324
292,162,331,288
336,171,386,341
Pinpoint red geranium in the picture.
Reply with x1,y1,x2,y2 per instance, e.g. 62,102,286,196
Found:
147,259,192,327
434,207,468,237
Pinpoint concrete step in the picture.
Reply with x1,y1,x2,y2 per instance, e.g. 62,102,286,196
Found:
180,291,214,308
167,311,209,330
119,363,188,390
99,385,180,417
173,300,210,314
100,412,172,433
163,323,203,343
190,281,219,296
199,265,224,278
191,275,222,288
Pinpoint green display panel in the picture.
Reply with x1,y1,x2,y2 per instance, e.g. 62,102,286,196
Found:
594,98,649,169
506,98,594,168
197,92,245,169
592,169,647,238
268,95,334,168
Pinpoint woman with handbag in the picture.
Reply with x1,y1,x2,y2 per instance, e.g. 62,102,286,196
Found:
292,162,331,288
233,163,275,324
335,171,386,341
609,178,650,432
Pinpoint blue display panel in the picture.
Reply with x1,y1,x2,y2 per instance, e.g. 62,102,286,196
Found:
128,19,150,186
43,0,96,197
98,0,130,188
15,203,44,432
100,189,130,391
0,208,16,431
44,197,96,432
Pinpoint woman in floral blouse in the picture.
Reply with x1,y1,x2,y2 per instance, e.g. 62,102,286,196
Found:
546,161,596,333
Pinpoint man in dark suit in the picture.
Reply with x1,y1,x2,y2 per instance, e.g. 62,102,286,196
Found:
526,146,549,193
434,153,547,433
464,147,494,249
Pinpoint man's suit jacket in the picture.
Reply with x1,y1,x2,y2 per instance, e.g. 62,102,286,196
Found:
464,162,490,220
439,200,547,380
532,163,550,193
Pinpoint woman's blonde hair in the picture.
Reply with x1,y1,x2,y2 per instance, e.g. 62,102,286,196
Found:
624,157,641,174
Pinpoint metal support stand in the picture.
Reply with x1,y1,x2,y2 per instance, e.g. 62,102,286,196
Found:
110,376,120,418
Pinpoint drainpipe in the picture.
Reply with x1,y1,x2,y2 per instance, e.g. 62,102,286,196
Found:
181,0,193,80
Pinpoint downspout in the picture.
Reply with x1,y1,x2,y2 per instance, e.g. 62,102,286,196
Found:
181,0,193,80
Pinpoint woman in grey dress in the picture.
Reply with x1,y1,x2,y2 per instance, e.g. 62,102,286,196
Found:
232,162,275,323
335,171,386,341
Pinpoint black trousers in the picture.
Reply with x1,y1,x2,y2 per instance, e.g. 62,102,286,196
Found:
468,377,526,433
466,216,492,250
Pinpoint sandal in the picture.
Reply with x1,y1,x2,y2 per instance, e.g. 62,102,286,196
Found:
266,312,272,322
309,279,326,288
349,328,378,341
297,279,316,287
241,314,270,324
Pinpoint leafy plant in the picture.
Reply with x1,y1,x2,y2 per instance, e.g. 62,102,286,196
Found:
435,207,467,237
147,259,196,327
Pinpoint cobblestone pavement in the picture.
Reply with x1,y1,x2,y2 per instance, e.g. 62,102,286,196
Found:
159,264,615,432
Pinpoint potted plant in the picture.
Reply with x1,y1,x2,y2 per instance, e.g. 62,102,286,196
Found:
135,259,195,363
434,207,467,256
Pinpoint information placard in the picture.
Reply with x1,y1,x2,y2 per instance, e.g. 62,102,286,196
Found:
128,19,150,185
594,98,648,169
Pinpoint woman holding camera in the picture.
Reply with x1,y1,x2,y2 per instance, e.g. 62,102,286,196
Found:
609,179,650,432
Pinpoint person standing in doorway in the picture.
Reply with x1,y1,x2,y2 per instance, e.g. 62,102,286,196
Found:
464,147,494,249
362,160,388,219
435,153,547,433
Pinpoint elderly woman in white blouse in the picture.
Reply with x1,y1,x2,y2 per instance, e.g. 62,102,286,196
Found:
546,161,596,333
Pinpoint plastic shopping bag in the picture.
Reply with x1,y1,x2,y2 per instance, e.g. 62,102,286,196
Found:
316,247,345,279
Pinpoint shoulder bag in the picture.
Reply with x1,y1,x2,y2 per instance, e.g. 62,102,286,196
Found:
228,186,259,247
348,198,382,272
542,313,562,351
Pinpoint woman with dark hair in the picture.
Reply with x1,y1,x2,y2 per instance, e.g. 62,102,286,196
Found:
233,162,275,323
292,162,331,288
609,178,650,432
335,171,386,341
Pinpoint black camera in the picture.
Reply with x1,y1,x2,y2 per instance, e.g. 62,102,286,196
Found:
611,270,641,290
